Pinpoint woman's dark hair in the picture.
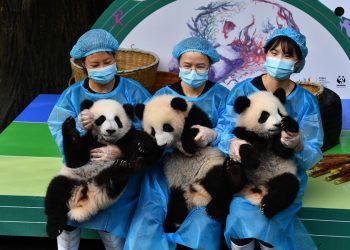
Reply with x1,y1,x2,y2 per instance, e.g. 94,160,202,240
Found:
264,36,302,60
81,51,116,73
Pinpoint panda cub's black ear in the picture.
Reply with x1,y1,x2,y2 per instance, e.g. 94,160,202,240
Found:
123,104,134,119
80,99,94,111
274,88,286,104
234,96,250,114
171,97,187,111
135,104,145,120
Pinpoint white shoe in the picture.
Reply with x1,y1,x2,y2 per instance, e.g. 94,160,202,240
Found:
57,228,81,250
230,239,255,250
98,231,125,250
259,241,275,250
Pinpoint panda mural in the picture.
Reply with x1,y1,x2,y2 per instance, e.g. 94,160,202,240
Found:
135,95,245,233
44,99,163,238
230,88,300,218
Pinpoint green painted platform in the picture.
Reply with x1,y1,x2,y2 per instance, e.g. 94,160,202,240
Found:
0,156,61,196
300,131,350,249
0,122,61,157
0,122,99,239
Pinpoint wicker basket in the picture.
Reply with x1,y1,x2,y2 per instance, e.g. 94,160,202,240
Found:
151,74,326,100
151,71,179,93
299,81,324,100
70,48,159,92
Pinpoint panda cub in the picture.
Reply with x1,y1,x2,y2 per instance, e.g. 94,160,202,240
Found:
45,99,162,238
135,95,245,233
231,88,300,218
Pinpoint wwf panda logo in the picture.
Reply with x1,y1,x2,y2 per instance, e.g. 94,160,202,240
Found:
337,75,346,84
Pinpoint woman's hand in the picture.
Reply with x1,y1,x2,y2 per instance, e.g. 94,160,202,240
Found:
90,145,122,161
229,138,248,162
78,109,94,131
281,131,304,152
192,125,217,147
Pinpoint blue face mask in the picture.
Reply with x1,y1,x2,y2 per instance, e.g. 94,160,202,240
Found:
263,57,295,80
86,63,117,85
179,68,208,88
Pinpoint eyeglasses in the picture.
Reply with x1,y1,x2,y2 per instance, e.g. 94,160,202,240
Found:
179,67,209,75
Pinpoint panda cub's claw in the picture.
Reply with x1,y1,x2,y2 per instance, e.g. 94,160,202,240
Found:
137,142,146,154
113,159,134,169
112,158,144,173
224,157,246,193
281,116,299,133
224,157,235,166
260,195,279,218
136,132,155,155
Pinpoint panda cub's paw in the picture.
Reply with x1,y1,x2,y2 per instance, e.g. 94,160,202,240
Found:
136,141,152,155
62,117,80,142
224,158,246,193
281,116,299,133
63,116,76,130
206,201,228,219
239,144,260,169
46,219,65,239
134,157,148,172
136,132,156,155
260,195,280,218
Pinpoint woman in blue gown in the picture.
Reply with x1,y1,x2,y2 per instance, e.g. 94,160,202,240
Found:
219,27,324,250
124,37,229,250
47,29,150,250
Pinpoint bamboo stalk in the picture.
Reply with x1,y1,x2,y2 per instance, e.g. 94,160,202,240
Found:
323,154,350,158
309,168,331,177
326,172,344,181
310,155,350,184
335,173,350,185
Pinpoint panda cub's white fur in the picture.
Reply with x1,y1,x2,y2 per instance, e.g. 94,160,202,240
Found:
245,151,297,184
60,99,133,222
45,98,162,238
59,160,114,180
89,99,132,143
232,89,300,218
136,94,244,233
142,95,193,156
59,160,120,222
164,147,225,209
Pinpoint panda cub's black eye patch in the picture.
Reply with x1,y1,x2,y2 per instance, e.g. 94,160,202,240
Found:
95,116,106,126
163,123,174,132
151,127,155,136
258,111,270,123
114,116,123,128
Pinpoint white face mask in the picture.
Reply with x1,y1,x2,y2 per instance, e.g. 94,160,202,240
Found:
86,63,117,84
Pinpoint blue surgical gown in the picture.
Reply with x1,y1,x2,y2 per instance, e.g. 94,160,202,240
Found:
47,77,150,238
124,82,229,250
218,78,324,250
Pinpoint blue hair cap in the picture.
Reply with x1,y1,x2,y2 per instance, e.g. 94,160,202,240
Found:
172,37,220,63
70,29,119,59
264,27,308,73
